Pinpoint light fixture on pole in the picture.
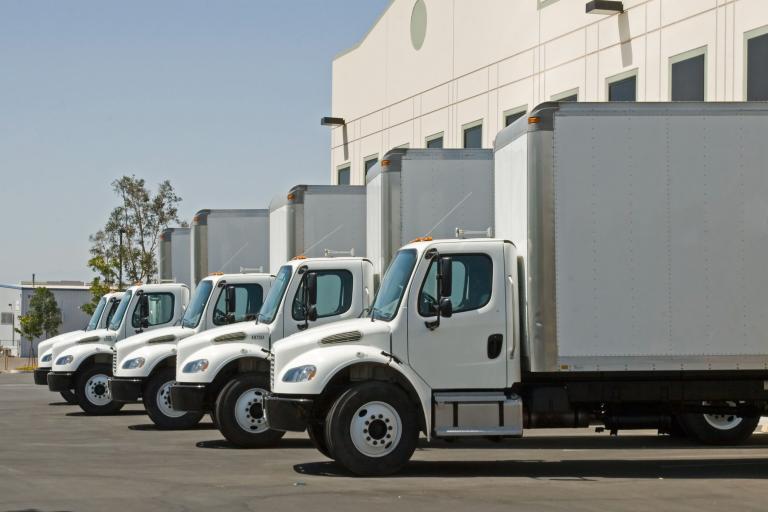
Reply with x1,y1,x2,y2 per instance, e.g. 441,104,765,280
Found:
586,1,623,15
320,117,346,127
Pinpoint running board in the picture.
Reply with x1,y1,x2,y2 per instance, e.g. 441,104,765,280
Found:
433,392,523,437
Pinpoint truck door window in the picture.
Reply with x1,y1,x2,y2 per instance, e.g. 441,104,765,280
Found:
292,270,354,320
418,254,493,316
213,284,265,325
132,293,175,328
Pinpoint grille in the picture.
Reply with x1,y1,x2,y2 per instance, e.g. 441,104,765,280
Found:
112,347,117,373
270,356,275,390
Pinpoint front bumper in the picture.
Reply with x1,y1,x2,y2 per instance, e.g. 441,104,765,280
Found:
264,395,315,432
169,383,208,412
109,377,144,403
34,368,51,385
47,372,75,392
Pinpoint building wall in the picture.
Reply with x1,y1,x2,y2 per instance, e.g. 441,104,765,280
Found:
330,0,768,184
0,286,21,356
17,287,91,357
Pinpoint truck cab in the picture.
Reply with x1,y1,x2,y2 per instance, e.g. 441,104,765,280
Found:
170,256,374,447
47,283,190,415
266,239,515,474
35,292,124,403
109,273,273,429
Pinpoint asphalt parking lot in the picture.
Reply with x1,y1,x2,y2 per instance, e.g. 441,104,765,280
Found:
1,373,768,512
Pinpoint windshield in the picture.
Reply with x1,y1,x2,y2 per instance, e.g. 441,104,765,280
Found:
371,249,417,321
181,280,213,328
86,298,107,331
257,265,293,324
108,290,133,331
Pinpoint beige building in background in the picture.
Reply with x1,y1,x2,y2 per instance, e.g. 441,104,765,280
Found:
329,0,768,185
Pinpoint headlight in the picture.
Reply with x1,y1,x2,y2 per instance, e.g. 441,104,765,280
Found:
40,354,52,363
56,355,73,365
122,357,146,369
182,359,209,373
282,365,317,382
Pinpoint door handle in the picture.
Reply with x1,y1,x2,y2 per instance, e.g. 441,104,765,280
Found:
487,334,503,359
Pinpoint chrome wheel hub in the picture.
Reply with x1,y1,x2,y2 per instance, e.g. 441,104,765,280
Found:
85,374,112,406
703,401,743,431
350,401,402,458
234,387,269,434
157,380,185,418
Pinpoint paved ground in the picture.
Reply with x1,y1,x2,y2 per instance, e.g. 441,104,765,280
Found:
1,373,767,512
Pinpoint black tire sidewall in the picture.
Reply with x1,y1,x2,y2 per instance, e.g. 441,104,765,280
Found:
214,373,284,448
679,411,760,445
60,389,77,404
308,421,333,459
326,382,419,476
75,364,123,415
144,367,204,429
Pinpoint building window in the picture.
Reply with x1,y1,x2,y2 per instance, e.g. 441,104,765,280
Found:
608,72,637,101
337,165,350,185
671,48,706,101
0,312,12,325
462,121,483,149
552,88,579,102
747,29,768,101
364,155,378,176
426,132,443,148
504,107,527,127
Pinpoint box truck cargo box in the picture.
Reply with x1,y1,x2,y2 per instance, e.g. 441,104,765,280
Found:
157,227,191,287
191,209,269,287
494,102,768,373
268,185,366,273
366,149,494,278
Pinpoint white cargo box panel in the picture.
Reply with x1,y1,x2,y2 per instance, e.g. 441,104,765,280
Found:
494,102,768,373
157,227,191,287
366,149,494,278
191,209,269,287
268,185,366,274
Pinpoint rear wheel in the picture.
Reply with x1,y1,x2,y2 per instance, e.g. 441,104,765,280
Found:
325,382,418,476
75,364,124,415
60,389,77,404
678,402,760,445
215,373,285,448
144,368,205,429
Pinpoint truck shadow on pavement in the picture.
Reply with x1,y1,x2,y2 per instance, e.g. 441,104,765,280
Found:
128,422,217,431
195,438,316,449
64,410,147,417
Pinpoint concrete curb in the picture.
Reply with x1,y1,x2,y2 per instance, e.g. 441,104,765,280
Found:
757,418,768,434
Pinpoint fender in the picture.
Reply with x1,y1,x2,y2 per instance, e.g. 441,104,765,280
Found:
38,330,85,366
116,343,178,378
52,343,113,373
274,344,434,439
177,342,269,384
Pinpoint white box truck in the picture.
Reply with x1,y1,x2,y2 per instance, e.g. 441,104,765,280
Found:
366,149,494,280
34,292,124,404
48,283,190,415
267,102,768,476
170,256,374,447
109,273,273,428
157,227,191,287
191,209,269,289
269,185,366,274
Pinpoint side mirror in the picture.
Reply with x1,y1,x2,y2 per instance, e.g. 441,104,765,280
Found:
307,305,318,322
306,272,318,307
138,294,150,321
439,297,453,318
225,285,237,314
439,256,453,299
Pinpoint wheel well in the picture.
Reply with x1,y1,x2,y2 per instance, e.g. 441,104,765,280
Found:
147,355,176,377
79,354,112,371
205,357,269,408
319,363,427,434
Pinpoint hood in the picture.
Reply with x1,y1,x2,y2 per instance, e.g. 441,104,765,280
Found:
114,325,193,363
273,318,393,373
51,328,115,361
38,330,86,365
176,321,272,370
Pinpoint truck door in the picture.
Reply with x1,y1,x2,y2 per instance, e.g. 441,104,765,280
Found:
282,264,358,337
406,245,508,389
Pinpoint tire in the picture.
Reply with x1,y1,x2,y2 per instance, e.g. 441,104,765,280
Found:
144,368,205,429
678,402,761,445
60,389,77,404
75,364,124,415
324,382,419,476
308,421,333,460
214,373,285,448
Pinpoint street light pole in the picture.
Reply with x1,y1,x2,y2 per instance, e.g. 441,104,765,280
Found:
7,303,13,353
118,228,124,290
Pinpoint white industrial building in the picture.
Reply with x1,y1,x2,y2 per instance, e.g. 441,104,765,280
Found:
0,281,91,357
328,0,768,184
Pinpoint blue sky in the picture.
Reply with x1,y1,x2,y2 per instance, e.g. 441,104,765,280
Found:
0,0,390,284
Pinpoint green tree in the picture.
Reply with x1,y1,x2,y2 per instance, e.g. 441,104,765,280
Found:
85,176,182,309
16,287,62,358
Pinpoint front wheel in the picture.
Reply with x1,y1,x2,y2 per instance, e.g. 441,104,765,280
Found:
325,382,419,476
678,402,761,445
60,389,77,404
214,373,285,448
144,368,205,429
308,422,333,459
75,364,124,415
